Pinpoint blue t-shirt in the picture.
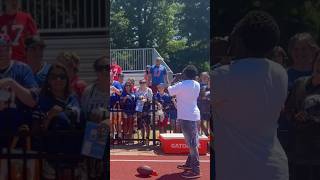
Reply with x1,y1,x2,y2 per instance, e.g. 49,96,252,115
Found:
150,65,167,85
155,92,177,118
110,80,123,108
35,62,51,88
287,68,312,91
155,92,171,110
0,61,38,133
37,94,81,154
37,94,81,130
121,91,136,115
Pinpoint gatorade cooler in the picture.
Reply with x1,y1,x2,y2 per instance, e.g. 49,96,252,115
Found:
159,133,209,155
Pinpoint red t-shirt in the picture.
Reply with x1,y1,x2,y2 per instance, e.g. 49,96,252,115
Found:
131,86,138,93
0,12,38,62
111,64,122,81
71,76,87,99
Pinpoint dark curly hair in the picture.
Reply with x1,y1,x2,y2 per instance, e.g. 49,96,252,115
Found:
231,11,280,56
182,65,198,80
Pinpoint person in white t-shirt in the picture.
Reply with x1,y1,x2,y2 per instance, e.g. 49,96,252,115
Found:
213,11,289,180
167,65,201,179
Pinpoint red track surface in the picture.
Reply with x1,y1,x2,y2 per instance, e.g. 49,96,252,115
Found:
110,155,211,180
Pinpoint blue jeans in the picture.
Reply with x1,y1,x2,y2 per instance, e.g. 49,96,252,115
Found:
180,119,200,174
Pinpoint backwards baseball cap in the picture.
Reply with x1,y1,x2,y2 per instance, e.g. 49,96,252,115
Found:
25,36,46,49
0,34,11,46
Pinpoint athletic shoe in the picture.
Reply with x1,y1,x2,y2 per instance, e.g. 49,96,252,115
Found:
177,164,192,170
180,170,201,179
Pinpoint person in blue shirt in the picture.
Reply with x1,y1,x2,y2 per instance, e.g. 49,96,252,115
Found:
38,63,81,131
169,96,179,132
109,71,123,108
279,33,319,155
287,33,318,91
35,63,81,179
149,57,169,93
25,36,51,88
0,34,38,144
120,81,136,141
109,70,123,140
118,73,125,88
155,83,172,133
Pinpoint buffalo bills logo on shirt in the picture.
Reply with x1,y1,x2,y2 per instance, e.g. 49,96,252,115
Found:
153,68,161,77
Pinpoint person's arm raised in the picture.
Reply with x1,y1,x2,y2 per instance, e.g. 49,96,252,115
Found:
165,73,170,85
111,86,122,96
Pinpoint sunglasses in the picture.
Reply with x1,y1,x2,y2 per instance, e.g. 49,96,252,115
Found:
49,74,67,80
96,65,109,71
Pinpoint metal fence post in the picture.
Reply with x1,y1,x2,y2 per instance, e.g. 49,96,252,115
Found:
152,95,156,145
143,49,146,69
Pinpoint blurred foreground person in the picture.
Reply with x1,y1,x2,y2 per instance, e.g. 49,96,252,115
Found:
213,11,289,180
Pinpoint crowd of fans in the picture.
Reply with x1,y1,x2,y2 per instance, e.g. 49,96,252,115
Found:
0,0,110,179
109,57,211,145
0,34,109,179
213,32,320,179
0,0,212,179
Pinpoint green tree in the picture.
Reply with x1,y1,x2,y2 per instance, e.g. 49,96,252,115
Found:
178,0,210,46
110,0,181,54
110,10,130,48
166,0,210,73
214,0,320,49
110,0,210,73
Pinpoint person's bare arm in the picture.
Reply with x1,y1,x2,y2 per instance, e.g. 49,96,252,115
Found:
0,78,37,107
165,74,169,84
148,73,152,85
111,86,122,96
43,105,64,129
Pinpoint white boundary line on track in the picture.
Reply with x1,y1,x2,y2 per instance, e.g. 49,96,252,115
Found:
110,159,210,163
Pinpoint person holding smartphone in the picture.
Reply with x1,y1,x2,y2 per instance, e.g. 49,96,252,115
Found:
167,65,201,179
0,33,38,149
213,11,288,180
36,63,81,179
